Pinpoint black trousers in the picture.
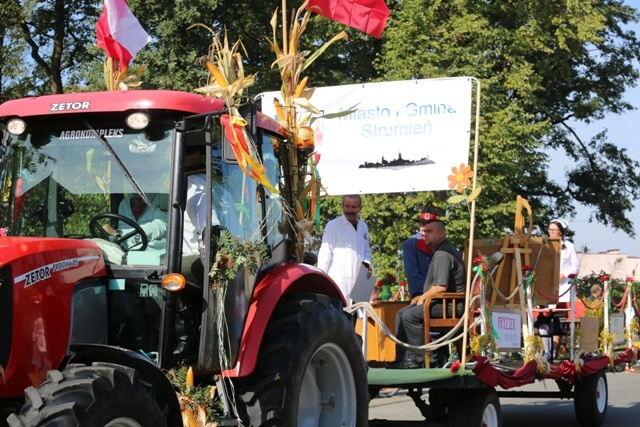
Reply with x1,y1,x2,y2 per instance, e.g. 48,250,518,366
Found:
394,302,463,361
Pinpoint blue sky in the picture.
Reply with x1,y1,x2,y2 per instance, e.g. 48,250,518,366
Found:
550,16,640,257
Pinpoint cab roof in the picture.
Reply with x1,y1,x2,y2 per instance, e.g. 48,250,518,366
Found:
0,89,287,137
0,90,225,118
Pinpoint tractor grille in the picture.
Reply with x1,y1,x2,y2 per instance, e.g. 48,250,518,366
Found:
0,266,12,368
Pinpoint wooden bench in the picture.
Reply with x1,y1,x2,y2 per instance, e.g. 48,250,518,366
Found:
422,292,469,367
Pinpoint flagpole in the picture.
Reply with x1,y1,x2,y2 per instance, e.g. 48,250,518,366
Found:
282,0,288,55
107,57,114,91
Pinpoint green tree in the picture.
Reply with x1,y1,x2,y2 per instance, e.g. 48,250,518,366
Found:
317,2,640,274
2,0,101,95
149,1,383,94
2,0,640,278
97,1,381,95
376,0,640,243
1,0,35,101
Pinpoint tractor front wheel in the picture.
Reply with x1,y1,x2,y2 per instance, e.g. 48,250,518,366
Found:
7,363,168,427
234,293,368,426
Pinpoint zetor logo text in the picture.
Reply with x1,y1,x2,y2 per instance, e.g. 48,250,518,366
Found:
23,266,52,287
15,256,98,288
50,101,90,112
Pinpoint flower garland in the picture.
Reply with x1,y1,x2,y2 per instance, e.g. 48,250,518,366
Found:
209,229,269,290
472,255,497,340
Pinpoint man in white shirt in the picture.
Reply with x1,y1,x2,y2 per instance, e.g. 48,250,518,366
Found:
317,195,373,306
102,193,167,252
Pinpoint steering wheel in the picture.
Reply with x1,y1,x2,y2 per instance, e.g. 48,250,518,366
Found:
89,213,149,251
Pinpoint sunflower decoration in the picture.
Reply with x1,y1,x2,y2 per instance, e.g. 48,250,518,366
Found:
447,162,482,205
191,25,277,194
448,163,474,192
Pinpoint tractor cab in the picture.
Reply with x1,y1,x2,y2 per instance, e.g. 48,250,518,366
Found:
0,91,288,368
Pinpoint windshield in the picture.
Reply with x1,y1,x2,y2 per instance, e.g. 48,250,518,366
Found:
0,117,173,265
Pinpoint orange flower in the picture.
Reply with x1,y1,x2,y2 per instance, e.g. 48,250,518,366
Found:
447,163,474,192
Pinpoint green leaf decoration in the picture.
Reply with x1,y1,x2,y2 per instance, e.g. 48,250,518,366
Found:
467,186,483,202
448,194,467,204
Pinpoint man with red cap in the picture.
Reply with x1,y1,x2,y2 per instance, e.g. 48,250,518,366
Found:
402,205,435,298
388,207,465,369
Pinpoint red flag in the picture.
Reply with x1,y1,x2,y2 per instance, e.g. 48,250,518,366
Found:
307,0,390,39
96,0,150,70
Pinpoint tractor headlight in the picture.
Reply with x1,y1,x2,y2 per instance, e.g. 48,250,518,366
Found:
126,112,150,130
7,119,26,135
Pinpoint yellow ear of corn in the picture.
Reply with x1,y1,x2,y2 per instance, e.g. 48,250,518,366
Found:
186,367,194,387
182,407,198,427
273,98,286,122
294,76,308,98
295,200,304,220
205,60,228,88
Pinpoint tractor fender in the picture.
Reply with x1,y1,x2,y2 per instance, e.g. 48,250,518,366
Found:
66,344,182,427
224,262,346,377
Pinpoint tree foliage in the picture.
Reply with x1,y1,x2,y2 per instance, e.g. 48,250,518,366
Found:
378,0,640,239
0,0,101,98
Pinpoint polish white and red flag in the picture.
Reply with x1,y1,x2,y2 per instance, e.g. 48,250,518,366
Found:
307,0,390,39
96,0,151,70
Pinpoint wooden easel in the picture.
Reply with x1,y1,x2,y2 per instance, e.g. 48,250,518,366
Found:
464,196,561,345
488,196,534,337
488,196,533,308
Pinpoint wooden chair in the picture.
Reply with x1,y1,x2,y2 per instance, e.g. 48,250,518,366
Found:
422,292,469,367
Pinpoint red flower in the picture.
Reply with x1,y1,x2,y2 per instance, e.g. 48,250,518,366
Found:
568,274,577,279
626,276,634,283
522,265,533,272
450,360,461,373
599,275,609,282
473,256,485,265
399,281,407,287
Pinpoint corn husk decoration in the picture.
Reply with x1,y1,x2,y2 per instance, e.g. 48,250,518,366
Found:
174,366,218,427
178,395,212,427
103,58,145,91
191,25,278,194
267,0,356,260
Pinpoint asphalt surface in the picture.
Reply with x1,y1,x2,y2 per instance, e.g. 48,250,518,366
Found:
369,365,640,426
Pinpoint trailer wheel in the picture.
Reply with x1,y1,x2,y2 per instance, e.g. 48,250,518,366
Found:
447,388,501,427
574,369,608,427
234,293,368,426
7,363,168,427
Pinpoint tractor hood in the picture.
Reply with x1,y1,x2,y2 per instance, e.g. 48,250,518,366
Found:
0,236,107,283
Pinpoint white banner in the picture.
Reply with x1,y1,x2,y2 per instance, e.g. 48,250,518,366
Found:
261,77,473,195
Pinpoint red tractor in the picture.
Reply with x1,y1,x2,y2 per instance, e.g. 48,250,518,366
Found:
0,90,368,426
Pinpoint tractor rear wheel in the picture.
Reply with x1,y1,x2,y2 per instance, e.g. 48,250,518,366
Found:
234,293,368,426
7,363,168,427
